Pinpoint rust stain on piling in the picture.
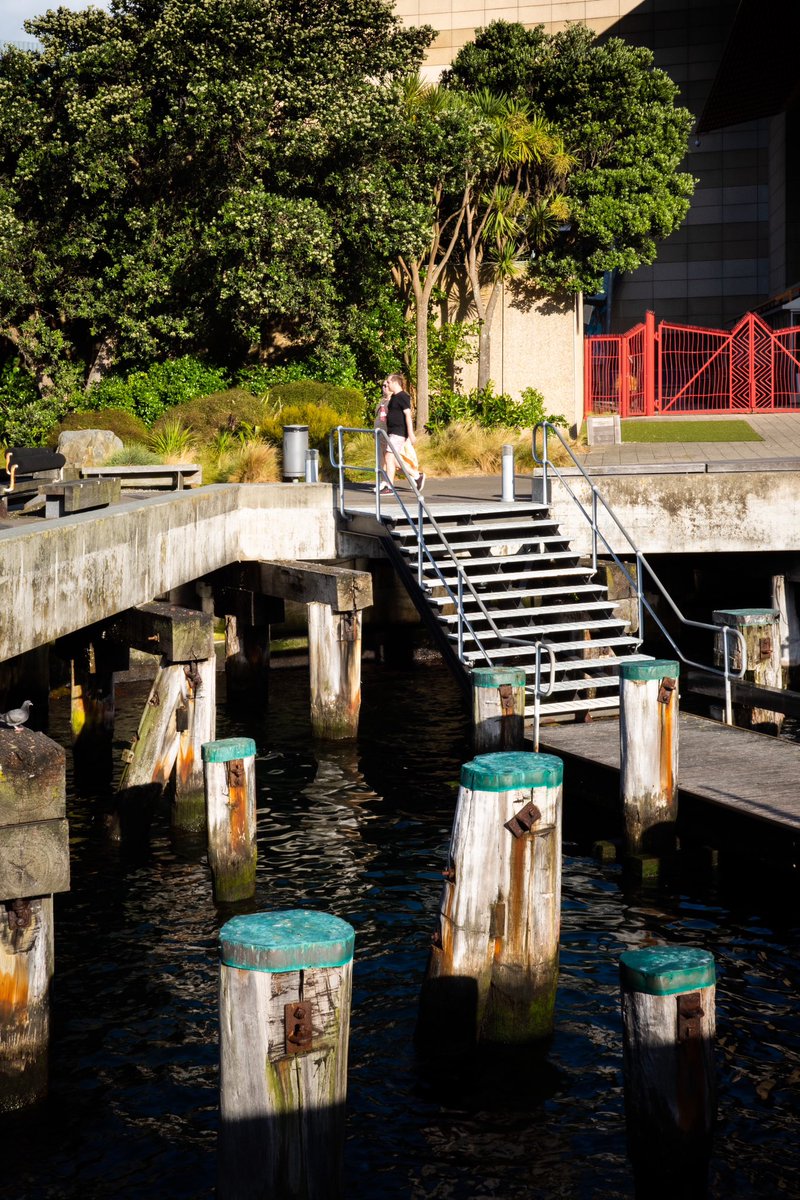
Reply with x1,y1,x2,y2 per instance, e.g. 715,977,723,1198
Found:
659,686,675,801
0,962,29,1018
503,829,529,963
227,761,248,852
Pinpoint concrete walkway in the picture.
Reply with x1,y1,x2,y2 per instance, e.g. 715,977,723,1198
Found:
581,412,800,469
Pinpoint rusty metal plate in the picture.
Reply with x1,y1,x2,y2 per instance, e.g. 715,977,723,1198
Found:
759,636,772,661
498,684,515,716
504,801,541,839
677,991,704,1041
226,758,245,789
175,704,189,733
285,1000,313,1054
657,677,677,705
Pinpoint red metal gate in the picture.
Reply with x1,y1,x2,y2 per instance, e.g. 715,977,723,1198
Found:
585,311,800,416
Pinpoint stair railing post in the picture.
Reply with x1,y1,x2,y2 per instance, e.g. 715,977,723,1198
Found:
722,626,733,726
374,429,381,519
591,488,598,572
457,573,464,660
417,498,424,586
534,644,542,753
636,552,645,642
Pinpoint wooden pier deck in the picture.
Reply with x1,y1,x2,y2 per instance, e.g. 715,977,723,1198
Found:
538,711,800,848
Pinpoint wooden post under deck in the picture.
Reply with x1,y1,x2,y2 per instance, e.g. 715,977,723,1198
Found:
307,603,362,740
714,608,784,733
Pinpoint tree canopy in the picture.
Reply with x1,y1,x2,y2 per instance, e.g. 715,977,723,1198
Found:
0,0,433,394
444,21,696,294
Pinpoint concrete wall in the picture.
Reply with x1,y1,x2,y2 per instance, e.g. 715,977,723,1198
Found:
541,467,800,557
455,285,584,426
1,484,339,663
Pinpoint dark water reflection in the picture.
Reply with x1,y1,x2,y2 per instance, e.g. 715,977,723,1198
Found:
5,663,800,1198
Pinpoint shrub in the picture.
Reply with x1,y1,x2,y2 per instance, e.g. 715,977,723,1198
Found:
261,402,350,450
427,383,566,431
150,388,268,442
106,443,163,465
51,408,150,445
265,380,365,424
81,357,229,425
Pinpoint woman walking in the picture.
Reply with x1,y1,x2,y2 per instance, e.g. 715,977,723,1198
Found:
379,374,425,494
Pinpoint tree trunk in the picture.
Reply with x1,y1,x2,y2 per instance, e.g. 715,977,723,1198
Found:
415,306,430,431
85,334,118,390
477,279,503,392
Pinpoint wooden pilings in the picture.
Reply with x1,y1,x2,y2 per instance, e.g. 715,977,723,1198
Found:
713,607,784,733
308,603,362,739
471,667,526,753
114,603,216,835
620,945,716,1199
218,909,355,1200
420,751,563,1049
224,615,270,702
619,659,679,858
202,738,257,902
0,730,69,1112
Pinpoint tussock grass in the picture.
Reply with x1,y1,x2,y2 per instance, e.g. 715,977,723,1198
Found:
227,440,281,482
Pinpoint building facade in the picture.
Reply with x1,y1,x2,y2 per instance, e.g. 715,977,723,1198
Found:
396,0,792,334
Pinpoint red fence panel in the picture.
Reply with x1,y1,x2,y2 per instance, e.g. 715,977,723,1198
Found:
585,311,800,416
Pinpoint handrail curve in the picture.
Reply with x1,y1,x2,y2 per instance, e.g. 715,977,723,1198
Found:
532,421,747,723
329,426,557,736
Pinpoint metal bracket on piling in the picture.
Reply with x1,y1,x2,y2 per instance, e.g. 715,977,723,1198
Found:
657,677,677,705
285,1001,313,1054
677,991,704,1041
504,801,541,838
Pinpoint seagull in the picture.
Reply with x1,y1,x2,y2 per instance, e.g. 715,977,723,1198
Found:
0,700,33,730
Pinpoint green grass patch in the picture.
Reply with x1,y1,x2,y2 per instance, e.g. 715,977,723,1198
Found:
621,419,763,443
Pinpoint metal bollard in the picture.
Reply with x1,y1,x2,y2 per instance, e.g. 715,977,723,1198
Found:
305,448,320,483
282,424,309,481
501,444,515,502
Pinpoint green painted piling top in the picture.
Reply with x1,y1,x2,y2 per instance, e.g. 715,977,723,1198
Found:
619,946,715,995
219,910,355,973
202,737,257,763
471,667,526,688
460,751,563,792
619,660,680,682
713,608,779,625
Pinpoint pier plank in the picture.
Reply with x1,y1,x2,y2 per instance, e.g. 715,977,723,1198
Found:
539,712,800,834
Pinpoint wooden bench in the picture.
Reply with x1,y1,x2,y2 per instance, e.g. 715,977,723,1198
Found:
80,464,202,490
0,447,67,515
41,476,121,519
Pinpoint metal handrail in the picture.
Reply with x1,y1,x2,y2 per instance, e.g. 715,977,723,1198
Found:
329,425,557,746
533,421,747,724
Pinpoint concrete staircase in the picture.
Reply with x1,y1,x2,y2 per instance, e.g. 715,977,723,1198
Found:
379,500,649,720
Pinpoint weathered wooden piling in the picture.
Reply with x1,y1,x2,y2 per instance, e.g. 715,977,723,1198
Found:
224,615,270,701
620,945,716,1200
420,751,563,1049
772,574,800,688
69,634,126,789
619,660,679,858
0,731,69,1112
713,608,784,733
471,667,526,753
307,602,362,739
114,603,216,834
258,561,372,740
218,910,355,1200
174,655,217,833
202,737,257,902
